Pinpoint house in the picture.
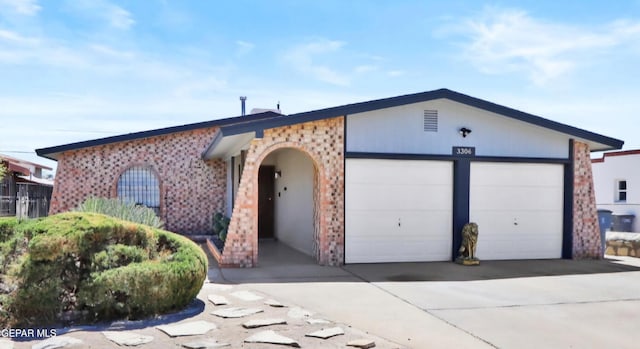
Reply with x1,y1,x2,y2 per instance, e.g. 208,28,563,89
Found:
0,154,54,217
36,88,623,267
592,150,640,232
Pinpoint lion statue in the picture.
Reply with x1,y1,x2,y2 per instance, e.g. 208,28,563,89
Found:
457,222,479,261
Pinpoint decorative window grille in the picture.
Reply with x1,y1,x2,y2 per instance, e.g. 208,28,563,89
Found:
424,110,438,132
117,166,160,215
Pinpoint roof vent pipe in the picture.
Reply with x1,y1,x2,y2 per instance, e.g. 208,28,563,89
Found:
240,96,247,116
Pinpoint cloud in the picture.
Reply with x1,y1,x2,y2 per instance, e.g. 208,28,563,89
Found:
387,70,405,77
0,0,40,15
0,29,39,45
282,39,350,86
235,40,255,56
452,7,640,85
69,0,135,30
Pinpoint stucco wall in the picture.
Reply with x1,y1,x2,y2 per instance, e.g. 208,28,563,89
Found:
49,128,226,234
573,141,602,258
221,117,344,267
592,152,640,232
347,99,570,158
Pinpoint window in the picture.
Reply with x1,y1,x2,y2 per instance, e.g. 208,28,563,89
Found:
117,166,160,215
616,180,627,202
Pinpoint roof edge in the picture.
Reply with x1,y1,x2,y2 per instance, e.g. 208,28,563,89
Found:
36,111,283,161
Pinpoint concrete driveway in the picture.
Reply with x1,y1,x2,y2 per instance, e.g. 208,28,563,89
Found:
217,246,640,349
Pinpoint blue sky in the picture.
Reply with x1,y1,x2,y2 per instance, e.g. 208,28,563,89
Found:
1,0,639,174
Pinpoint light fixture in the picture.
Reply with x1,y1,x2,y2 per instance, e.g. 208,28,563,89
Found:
274,170,282,179
459,127,472,138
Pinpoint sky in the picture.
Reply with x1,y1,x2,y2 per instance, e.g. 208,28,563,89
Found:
1,0,639,175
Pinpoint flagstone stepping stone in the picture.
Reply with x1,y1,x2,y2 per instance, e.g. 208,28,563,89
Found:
182,339,231,349
208,294,230,306
230,290,263,301
264,298,285,307
32,336,83,349
102,331,153,346
0,339,13,349
212,307,263,318
305,327,344,339
156,320,217,337
306,318,331,325
347,339,376,348
242,318,287,328
244,330,300,348
287,306,313,319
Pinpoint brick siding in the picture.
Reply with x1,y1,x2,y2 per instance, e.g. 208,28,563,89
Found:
572,141,602,258
220,117,345,267
49,128,226,234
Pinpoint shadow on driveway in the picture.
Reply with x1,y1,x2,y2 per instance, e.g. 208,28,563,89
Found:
207,241,640,283
343,257,640,282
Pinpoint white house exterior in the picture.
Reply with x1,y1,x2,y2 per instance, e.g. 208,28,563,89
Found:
592,150,640,232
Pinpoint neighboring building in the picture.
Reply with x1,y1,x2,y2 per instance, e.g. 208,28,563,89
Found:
36,88,623,267
592,150,640,232
0,154,54,217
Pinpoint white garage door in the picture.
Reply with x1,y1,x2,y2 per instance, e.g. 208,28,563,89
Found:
345,159,453,263
470,162,564,260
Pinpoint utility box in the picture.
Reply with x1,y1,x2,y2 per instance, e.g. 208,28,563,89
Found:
612,214,635,232
597,209,613,255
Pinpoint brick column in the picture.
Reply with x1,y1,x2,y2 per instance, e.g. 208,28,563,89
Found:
221,117,345,267
572,141,601,258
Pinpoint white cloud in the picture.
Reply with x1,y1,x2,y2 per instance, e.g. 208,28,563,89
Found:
69,0,135,30
0,29,39,45
454,7,640,86
282,39,350,86
354,64,378,74
387,70,405,77
0,0,40,15
236,40,255,56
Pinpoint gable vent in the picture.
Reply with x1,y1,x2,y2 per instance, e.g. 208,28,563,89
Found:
424,110,438,132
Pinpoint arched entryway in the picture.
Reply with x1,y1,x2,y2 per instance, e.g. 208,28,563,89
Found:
258,148,318,262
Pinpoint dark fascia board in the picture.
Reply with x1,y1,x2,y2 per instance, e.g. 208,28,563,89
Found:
218,88,624,150
36,111,283,161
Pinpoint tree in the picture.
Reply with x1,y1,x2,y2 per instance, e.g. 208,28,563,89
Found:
0,162,6,181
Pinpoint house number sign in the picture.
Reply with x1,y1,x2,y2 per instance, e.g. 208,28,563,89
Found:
452,146,476,157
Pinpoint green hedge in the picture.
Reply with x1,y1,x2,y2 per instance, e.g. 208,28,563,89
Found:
0,212,207,326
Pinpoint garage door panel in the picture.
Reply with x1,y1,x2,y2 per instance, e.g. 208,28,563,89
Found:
471,187,563,211
347,162,453,185
470,162,564,260
471,163,563,185
346,159,453,263
347,183,452,211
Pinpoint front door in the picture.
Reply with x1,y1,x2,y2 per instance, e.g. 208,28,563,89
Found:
258,165,275,239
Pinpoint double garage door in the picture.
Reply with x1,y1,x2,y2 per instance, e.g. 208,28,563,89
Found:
345,159,564,263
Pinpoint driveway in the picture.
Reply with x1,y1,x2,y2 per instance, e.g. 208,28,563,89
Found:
220,249,640,349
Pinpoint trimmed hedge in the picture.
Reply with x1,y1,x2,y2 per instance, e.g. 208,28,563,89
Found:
0,212,207,326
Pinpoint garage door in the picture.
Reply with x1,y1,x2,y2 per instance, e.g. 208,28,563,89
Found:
470,162,564,260
345,159,453,263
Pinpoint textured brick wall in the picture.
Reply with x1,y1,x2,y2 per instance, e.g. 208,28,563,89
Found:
221,117,345,267
50,128,226,234
572,141,601,258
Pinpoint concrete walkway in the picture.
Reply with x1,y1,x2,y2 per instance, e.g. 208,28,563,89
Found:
9,240,640,349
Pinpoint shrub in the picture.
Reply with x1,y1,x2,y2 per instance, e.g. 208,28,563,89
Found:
0,212,207,326
212,212,230,242
75,197,164,229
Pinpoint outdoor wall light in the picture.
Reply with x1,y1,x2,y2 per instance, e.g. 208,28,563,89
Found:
459,127,472,138
274,170,282,179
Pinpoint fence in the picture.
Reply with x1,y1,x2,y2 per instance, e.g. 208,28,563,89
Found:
0,178,52,219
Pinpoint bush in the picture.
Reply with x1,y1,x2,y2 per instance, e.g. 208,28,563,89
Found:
0,212,207,326
75,197,164,229
212,212,230,242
